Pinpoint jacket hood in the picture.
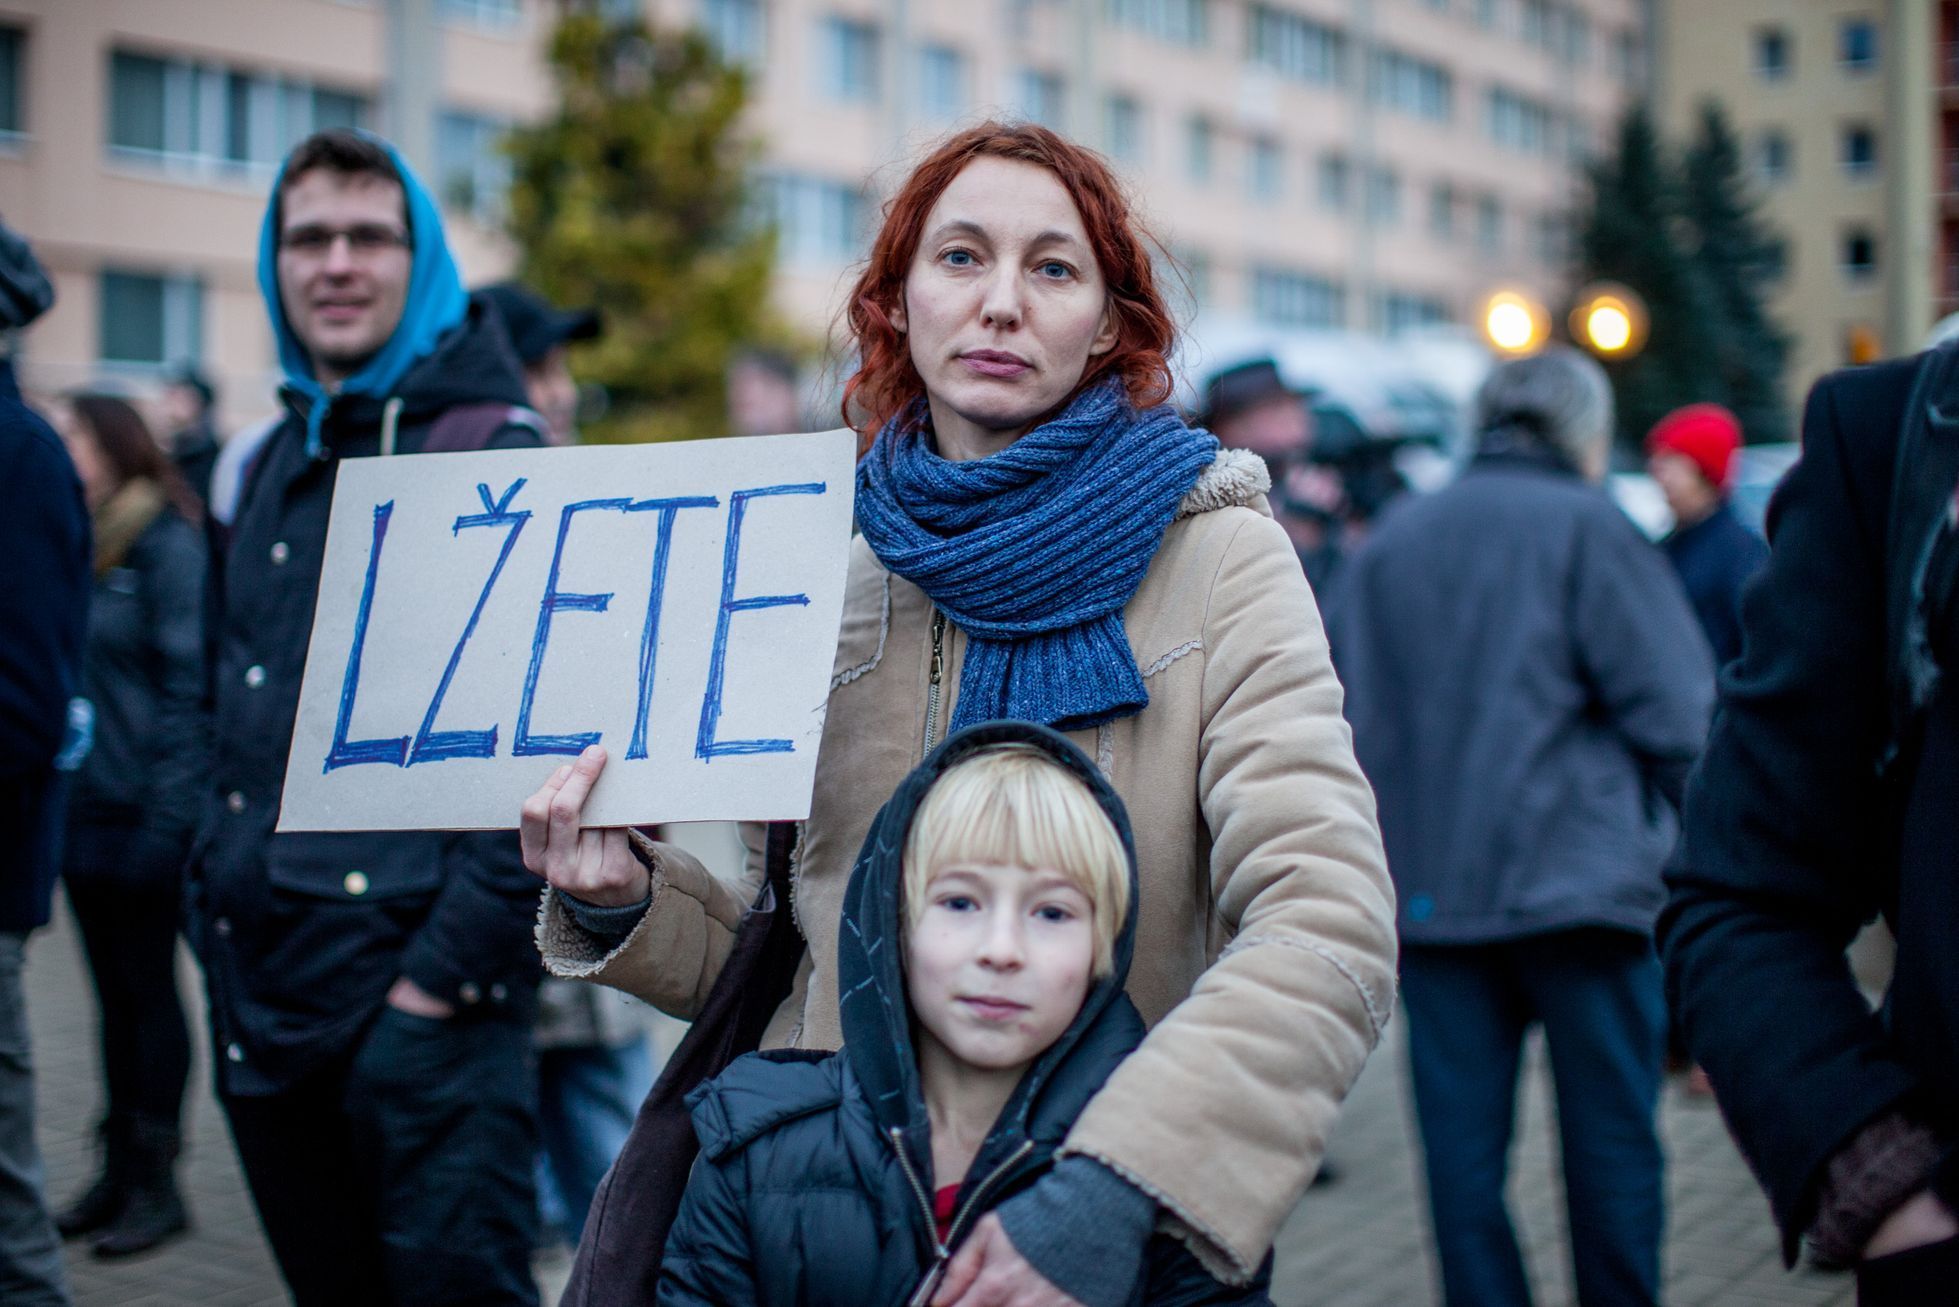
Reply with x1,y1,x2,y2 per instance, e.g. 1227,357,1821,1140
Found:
834,719,1145,1187
256,131,470,458
273,295,530,445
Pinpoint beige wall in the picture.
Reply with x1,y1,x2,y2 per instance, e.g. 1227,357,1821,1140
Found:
1658,0,1940,418
0,0,1638,433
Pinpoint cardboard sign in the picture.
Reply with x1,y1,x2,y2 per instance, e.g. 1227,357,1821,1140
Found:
278,430,858,832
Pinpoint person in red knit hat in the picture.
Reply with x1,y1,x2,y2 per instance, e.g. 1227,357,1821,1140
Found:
1646,404,1768,668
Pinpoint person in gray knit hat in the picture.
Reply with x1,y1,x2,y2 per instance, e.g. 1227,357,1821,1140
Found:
0,214,85,1306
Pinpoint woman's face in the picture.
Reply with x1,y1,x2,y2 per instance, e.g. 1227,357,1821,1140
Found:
891,156,1118,460
58,411,114,511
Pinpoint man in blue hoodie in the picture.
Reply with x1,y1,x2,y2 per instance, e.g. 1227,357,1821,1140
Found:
189,129,545,1305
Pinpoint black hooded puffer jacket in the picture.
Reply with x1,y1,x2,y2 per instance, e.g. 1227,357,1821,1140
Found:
658,721,1273,1306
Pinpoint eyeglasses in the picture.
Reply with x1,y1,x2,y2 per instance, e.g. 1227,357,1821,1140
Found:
278,224,412,258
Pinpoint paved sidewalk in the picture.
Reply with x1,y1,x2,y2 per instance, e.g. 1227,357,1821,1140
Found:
1272,1023,1854,1307
23,895,1852,1306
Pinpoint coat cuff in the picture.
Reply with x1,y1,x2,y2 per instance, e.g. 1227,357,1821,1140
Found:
995,1155,1154,1307
1808,1111,1948,1268
561,888,652,944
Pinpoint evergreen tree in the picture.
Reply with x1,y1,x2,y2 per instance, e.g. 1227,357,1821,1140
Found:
1572,105,1721,451
505,14,786,442
1680,101,1792,444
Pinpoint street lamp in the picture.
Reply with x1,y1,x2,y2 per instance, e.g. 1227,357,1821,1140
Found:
1479,289,1551,355
1569,283,1649,358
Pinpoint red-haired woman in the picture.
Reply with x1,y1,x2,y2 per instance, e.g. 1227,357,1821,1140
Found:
52,394,205,1257
525,123,1396,1302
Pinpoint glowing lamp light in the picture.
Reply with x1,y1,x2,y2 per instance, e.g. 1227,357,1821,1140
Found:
1479,290,1550,355
1585,302,1634,353
1568,282,1649,359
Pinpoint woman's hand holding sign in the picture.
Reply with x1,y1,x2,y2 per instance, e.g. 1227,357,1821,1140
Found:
519,745,649,907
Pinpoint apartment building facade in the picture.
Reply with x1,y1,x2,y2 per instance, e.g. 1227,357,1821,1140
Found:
1656,0,1949,415
0,0,1641,425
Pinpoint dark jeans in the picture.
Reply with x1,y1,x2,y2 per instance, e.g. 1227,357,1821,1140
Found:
537,1036,654,1244
1858,1234,1959,1306
64,866,190,1130
0,934,68,1305
1401,929,1666,1307
221,1007,540,1306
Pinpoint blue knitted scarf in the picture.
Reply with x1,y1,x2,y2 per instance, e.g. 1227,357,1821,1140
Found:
855,379,1220,732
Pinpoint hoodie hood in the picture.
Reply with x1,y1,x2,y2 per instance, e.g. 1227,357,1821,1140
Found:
835,719,1145,1191
256,131,469,459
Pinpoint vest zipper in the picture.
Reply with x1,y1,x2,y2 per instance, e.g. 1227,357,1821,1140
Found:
922,609,947,758
894,1127,1038,1307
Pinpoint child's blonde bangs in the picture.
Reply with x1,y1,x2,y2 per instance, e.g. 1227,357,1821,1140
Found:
902,744,1130,976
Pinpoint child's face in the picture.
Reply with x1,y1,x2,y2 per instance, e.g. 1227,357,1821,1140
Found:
905,862,1097,1074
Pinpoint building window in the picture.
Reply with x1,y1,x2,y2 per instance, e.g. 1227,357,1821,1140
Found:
436,111,511,223
768,172,868,263
1317,151,1350,212
440,0,522,27
1250,266,1345,328
1532,211,1566,263
1755,129,1792,184
1476,194,1502,253
1184,114,1214,185
1382,291,1450,332
1613,26,1643,85
1014,68,1065,128
0,27,21,137
1841,123,1878,179
1839,18,1878,72
1428,182,1455,241
1763,238,1789,282
107,50,369,179
1487,86,1555,155
1247,5,1348,87
1371,49,1452,122
1520,0,1554,50
1104,93,1143,164
1564,10,1592,66
1175,247,1210,307
1842,228,1878,281
1367,166,1401,226
1103,0,1208,47
1754,27,1791,81
1248,136,1281,202
702,0,765,64
819,16,880,104
918,45,967,121
98,269,203,367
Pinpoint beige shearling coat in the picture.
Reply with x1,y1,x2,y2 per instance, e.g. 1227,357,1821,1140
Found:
537,448,1398,1281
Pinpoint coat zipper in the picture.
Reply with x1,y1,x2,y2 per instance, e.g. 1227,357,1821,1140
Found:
894,1127,1036,1307
922,609,947,758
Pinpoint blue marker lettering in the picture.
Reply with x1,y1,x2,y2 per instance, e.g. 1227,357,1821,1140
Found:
408,480,532,765
623,495,720,761
696,482,824,761
325,501,410,771
513,498,633,756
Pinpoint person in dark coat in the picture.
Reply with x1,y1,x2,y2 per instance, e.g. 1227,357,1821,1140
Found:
1198,358,1344,592
1645,403,1768,668
1659,350,1959,1306
188,129,546,1305
657,720,1268,1306
1328,347,1713,1307
50,394,205,1258
158,364,221,505
0,218,83,1307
